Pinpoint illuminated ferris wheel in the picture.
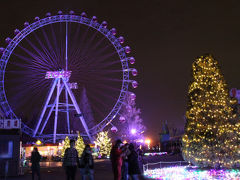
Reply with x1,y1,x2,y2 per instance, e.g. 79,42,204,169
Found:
0,11,138,142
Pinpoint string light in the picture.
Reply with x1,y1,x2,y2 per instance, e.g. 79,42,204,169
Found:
144,166,240,179
182,54,240,168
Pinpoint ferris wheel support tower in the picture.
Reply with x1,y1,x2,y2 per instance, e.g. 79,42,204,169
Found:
33,70,93,143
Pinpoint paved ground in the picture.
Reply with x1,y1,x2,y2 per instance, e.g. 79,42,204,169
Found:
6,159,146,180
4,154,184,180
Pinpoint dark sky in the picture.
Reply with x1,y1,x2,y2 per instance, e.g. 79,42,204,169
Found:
1,0,240,142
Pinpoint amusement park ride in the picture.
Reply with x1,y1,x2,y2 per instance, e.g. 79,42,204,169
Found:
0,10,138,143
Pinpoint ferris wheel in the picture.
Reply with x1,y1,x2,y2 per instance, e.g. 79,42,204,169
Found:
0,11,138,143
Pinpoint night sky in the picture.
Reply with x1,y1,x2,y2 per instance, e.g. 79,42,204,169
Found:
1,0,240,142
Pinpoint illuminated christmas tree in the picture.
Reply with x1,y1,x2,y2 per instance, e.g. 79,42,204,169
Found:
75,132,85,156
182,54,240,168
119,91,145,141
61,136,70,157
94,131,112,157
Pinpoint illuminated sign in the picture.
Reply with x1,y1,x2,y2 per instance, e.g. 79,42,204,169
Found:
0,119,20,129
45,71,72,79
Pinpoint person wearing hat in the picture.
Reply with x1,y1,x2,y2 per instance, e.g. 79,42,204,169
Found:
110,139,123,180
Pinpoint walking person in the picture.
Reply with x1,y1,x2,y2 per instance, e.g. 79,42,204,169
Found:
110,139,123,180
79,144,94,180
127,144,141,180
63,139,80,180
31,147,41,180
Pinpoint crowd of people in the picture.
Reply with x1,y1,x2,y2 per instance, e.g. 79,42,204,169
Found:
30,139,142,180
110,139,142,180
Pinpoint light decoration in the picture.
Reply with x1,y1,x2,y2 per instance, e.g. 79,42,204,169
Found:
61,136,70,157
131,128,137,135
75,132,85,156
182,54,240,168
144,152,167,156
145,139,151,150
35,140,42,145
144,166,240,179
94,131,112,157
45,70,72,79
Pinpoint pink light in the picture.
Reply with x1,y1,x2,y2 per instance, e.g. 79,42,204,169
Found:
45,71,72,79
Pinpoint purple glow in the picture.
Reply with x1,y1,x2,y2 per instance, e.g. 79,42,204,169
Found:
125,46,131,54
14,29,20,35
5,37,12,44
81,12,87,17
34,17,40,21
111,28,117,35
24,22,29,27
111,126,118,133
102,21,108,28
119,116,126,123
92,16,97,22
118,36,124,44
132,69,138,76
130,92,136,101
132,81,138,88
129,57,135,64
131,128,137,135
46,12,51,17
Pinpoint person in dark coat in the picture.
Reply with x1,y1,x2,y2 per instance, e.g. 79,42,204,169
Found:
31,147,41,180
79,144,94,180
63,139,80,180
121,143,130,180
110,139,123,180
127,144,141,180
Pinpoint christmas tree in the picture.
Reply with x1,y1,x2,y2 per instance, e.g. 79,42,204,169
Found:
182,54,240,168
119,91,145,141
94,131,112,157
61,136,70,157
75,132,85,156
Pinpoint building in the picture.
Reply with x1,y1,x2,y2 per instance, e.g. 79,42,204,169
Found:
0,119,21,176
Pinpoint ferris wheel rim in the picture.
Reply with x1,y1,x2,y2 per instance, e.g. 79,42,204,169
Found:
0,14,132,138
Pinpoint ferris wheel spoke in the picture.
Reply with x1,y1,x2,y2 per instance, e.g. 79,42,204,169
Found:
78,31,99,60
77,50,116,70
87,102,105,120
87,87,118,103
9,57,50,72
87,82,121,92
50,24,61,63
8,83,49,109
40,28,59,62
70,24,91,60
15,45,54,69
88,59,120,69
8,79,49,95
24,37,57,67
32,31,58,67
86,91,113,113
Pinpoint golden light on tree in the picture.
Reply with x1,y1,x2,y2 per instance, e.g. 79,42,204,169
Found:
94,131,112,157
75,132,85,156
61,136,70,157
182,54,240,168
